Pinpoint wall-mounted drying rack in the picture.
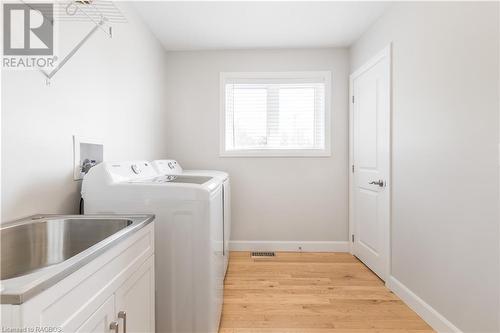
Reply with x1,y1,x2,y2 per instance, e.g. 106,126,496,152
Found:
36,0,127,85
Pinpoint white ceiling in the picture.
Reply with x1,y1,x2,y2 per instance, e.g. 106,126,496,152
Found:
132,2,390,51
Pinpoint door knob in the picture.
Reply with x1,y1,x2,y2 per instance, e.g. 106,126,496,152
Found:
369,180,385,187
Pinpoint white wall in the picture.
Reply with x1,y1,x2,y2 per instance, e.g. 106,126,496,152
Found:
350,2,499,331
1,3,168,222
163,49,350,245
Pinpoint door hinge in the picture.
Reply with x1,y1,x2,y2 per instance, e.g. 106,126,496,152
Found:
351,234,355,243
351,164,355,173
352,95,355,104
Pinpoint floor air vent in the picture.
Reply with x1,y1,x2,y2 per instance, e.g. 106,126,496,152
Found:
251,251,275,257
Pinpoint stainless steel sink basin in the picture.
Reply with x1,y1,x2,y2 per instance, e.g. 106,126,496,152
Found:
0,214,154,304
1,218,133,280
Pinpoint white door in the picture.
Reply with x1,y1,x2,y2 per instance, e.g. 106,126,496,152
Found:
75,295,116,333
115,256,155,333
350,46,391,281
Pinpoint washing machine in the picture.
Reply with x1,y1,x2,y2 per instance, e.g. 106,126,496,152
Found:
82,161,224,333
151,160,231,274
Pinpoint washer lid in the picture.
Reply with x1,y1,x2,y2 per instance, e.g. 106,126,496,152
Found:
165,175,213,184
128,175,213,185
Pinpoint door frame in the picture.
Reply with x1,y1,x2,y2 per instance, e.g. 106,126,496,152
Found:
348,44,392,281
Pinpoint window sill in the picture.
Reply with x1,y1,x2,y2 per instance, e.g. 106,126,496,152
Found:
219,149,331,158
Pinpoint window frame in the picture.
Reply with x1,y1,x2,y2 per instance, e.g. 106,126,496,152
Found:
219,71,332,157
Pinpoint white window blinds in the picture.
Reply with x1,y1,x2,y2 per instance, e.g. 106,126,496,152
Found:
221,72,331,156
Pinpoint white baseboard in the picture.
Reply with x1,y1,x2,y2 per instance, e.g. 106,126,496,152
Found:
386,276,462,333
229,240,350,252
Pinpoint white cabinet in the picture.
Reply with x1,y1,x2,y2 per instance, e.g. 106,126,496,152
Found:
72,257,155,333
75,296,115,333
115,256,155,333
2,223,155,333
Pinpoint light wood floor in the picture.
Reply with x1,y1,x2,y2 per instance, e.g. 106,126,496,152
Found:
219,252,433,333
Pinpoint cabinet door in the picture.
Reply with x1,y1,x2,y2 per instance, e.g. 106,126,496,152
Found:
75,295,115,333
115,256,155,333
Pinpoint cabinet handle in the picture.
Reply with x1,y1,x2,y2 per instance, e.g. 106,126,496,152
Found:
109,321,119,333
118,311,127,333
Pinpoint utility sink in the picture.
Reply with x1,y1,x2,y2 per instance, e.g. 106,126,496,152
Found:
0,214,154,304
1,218,134,280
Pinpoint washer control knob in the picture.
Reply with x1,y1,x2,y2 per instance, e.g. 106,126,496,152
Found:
131,164,141,174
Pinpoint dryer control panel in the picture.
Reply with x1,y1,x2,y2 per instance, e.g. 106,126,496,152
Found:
106,161,158,182
152,159,183,176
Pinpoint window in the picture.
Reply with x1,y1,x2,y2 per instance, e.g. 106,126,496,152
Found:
220,72,331,157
